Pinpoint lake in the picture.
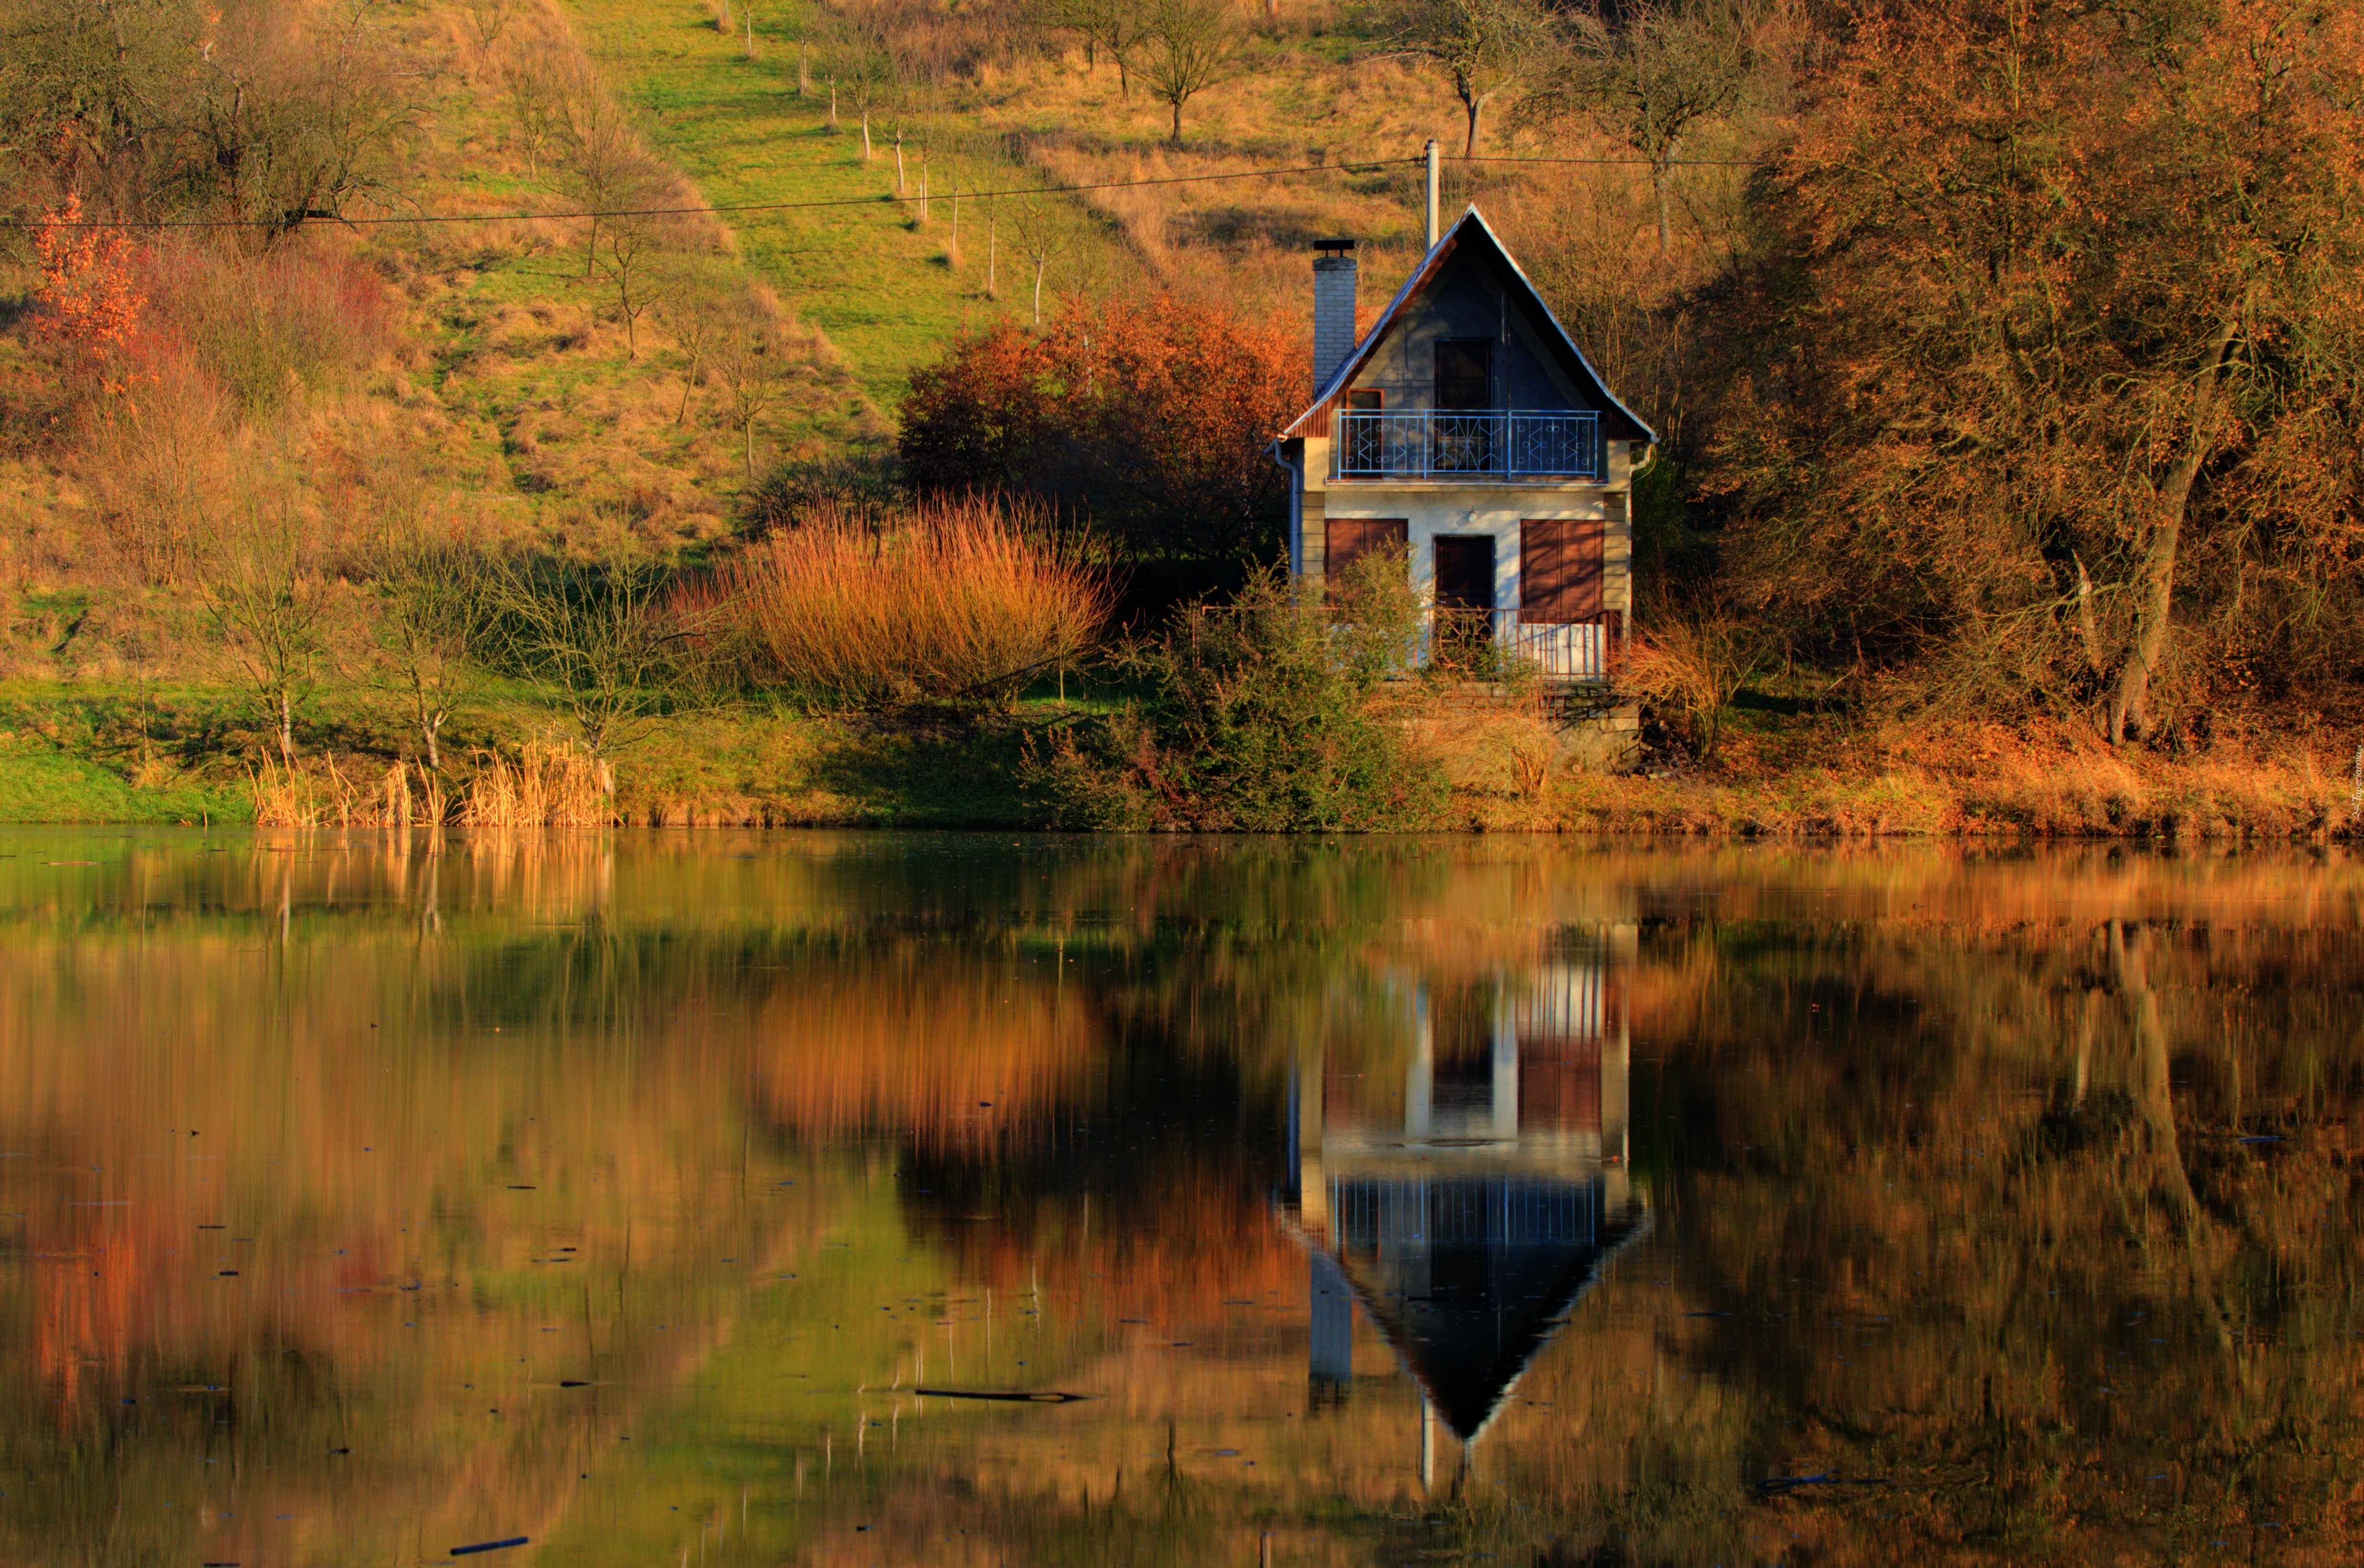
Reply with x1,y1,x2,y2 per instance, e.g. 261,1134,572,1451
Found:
0,831,2356,1566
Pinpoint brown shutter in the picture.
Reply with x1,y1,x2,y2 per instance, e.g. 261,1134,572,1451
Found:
1325,518,1408,584
1520,518,1604,624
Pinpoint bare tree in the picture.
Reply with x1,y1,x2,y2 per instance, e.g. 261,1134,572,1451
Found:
376,525,491,773
598,206,674,359
503,56,565,177
1007,186,1078,323
185,0,418,241
1135,0,1238,145
1033,0,1151,95
659,274,730,424
198,497,333,767
824,17,899,162
460,0,518,63
713,307,790,478
1383,0,1551,158
559,76,672,292
1522,0,1756,253
491,553,679,763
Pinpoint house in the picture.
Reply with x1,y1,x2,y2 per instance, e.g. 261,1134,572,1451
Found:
1285,956,1649,1470
1270,209,1658,683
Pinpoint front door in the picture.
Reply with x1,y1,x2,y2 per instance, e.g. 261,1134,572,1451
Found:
1431,535,1495,670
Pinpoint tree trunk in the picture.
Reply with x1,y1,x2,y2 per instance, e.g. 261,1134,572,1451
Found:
2107,318,2241,744
894,130,905,193
277,688,295,766
424,717,442,773
1650,158,1672,256
861,110,871,161
1169,99,1182,145
2107,921,2204,1239
1462,94,1481,159
1033,258,1046,324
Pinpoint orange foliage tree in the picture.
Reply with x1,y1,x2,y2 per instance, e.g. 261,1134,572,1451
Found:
29,195,146,390
898,294,1307,570
1706,0,2364,740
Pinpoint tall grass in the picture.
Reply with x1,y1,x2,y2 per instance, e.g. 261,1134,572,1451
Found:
684,496,1112,705
455,741,613,827
249,755,442,828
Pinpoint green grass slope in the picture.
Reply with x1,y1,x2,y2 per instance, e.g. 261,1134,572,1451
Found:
555,0,1136,414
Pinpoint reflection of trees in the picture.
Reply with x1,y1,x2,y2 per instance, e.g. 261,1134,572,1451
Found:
1475,905,2364,1565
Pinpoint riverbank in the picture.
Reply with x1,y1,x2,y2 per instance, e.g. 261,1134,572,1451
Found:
0,678,2353,837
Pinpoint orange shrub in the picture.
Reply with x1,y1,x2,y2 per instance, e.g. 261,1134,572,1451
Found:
683,495,1112,705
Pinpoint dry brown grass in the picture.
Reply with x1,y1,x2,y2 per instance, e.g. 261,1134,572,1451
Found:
455,740,613,826
248,754,445,828
684,495,1113,705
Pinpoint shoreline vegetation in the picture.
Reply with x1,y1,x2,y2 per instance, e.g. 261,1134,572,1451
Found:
3,670,2359,838
4,0,2360,838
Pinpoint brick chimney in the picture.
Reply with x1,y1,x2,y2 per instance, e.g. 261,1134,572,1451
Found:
1312,238,1357,393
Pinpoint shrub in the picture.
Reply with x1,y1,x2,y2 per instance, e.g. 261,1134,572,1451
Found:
898,294,1304,570
141,242,392,413
1022,557,1448,831
686,496,1112,706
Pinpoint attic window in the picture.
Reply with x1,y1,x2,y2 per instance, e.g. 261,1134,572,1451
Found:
1345,389,1383,411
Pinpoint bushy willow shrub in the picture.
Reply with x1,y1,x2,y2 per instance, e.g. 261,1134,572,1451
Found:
1025,558,1447,831
684,496,1112,706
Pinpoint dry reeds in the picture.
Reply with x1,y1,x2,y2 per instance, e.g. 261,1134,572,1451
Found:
685,495,1112,705
249,755,442,829
455,741,613,827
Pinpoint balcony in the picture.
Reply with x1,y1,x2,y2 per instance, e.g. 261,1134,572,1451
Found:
1424,607,1612,682
1333,410,1603,482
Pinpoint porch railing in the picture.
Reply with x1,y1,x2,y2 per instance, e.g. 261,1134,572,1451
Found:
1333,410,1603,481
1422,607,1613,682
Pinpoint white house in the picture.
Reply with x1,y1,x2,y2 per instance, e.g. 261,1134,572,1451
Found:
1270,208,1658,683
1286,958,1646,1461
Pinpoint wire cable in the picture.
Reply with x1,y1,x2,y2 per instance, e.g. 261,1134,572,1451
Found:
3,152,1760,230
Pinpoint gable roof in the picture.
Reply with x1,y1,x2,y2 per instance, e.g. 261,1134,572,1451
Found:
1279,206,1658,445
1300,1179,1651,1445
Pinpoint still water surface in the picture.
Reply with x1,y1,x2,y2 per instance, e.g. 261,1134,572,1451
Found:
1,831,2358,1566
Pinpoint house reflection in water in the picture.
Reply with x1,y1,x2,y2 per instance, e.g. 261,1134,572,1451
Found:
1285,955,1648,1483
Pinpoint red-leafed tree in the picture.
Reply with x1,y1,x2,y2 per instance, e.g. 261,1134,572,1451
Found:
899,294,1306,568
30,195,147,392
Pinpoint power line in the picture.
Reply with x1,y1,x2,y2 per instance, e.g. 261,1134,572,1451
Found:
2,152,1760,230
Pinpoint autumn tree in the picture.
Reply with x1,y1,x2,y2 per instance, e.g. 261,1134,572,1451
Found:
1707,0,2364,741
1384,0,1553,158
900,294,1307,567
29,195,147,392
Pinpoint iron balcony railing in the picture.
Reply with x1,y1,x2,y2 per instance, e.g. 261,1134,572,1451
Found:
1333,410,1603,481
1423,606,1612,682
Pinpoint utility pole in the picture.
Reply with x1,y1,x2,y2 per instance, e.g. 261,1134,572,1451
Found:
1424,139,1440,249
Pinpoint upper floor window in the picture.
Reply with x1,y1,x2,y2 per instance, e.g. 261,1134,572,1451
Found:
1346,388,1383,411
1436,340,1493,410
